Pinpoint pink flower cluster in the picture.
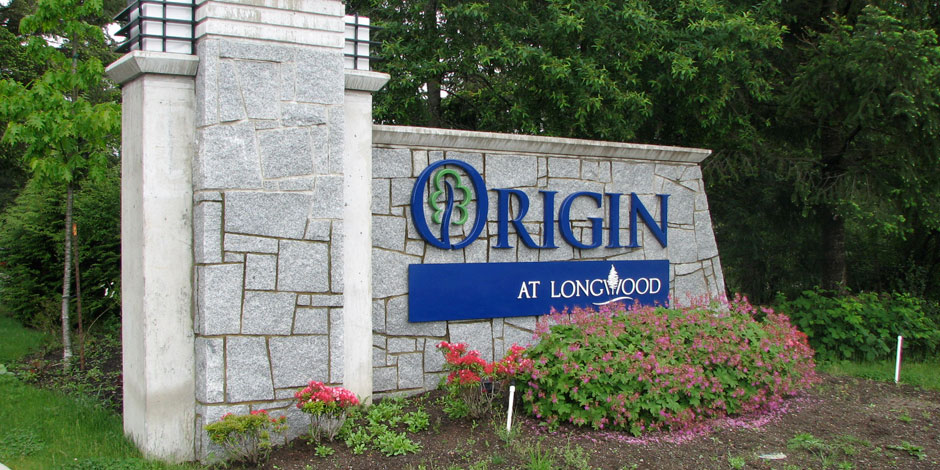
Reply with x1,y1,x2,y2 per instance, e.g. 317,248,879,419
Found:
295,380,359,412
437,341,534,386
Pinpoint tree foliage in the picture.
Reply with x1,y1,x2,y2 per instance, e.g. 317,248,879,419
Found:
363,0,940,302
0,0,120,363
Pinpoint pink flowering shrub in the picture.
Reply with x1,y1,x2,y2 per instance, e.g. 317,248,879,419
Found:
522,297,819,435
437,341,533,417
295,380,360,441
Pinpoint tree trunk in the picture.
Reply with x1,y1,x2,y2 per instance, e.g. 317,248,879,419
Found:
73,222,84,370
61,183,73,368
820,204,848,292
427,78,442,127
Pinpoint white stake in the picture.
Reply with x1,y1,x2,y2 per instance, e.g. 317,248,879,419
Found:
506,385,516,432
895,335,903,384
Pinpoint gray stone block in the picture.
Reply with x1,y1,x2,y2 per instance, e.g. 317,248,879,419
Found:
386,295,446,336
373,366,397,392
224,233,279,253
226,336,274,402
538,244,574,261
610,162,654,195
196,264,243,335
194,201,222,264
674,269,707,304
667,228,697,264
695,212,719,259
444,151,483,170
373,179,390,214
225,192,312,239
311,176,344,219
194,191,223,203
505,316,537,331
195,39,219,127
449,321,493,362
372,300,386,333
279,177,315,191
305,219,332,241
218,61,246,122
668,188,695,226
195,337,224,403
373,148,412,178
424,246,465,264
546,179,605,220
423,339,445,373
224,252,245,263
220,40,293,62
485,154,537,188
279,62,296,101
329,308,343,383
327,106,344,174
388,337,416,353
504,324,537,350
412,150,428,176
398,353,424,389
294,307,329,334
330,221,343,292
295,49,343,104
259,128,314,178
277,240,330,292
270,335,329,388
238,61,280,120
390,178,413,207
245,254,277,290
311,294,343,307
548,157,580,178
675,262,702,276
242,291,295,335
655,163,685,182
373,346,386,366
196,123,261,190
281,102,327,127
405,240,425,257
373,249,420,298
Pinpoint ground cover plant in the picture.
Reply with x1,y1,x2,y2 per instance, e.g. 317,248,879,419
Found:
521,298,819,434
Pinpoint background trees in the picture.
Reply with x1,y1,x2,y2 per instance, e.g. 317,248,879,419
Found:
0,0,121,365
358,0,940,304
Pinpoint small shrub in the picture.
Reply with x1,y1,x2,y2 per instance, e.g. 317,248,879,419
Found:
522,297,818,434
403,409,430,433
295,380,360,441
778,289,940,361
374,430,422,456
437,341,533,418
204,409,288,466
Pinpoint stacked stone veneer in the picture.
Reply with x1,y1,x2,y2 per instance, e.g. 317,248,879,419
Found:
190,3,349,456
369,127,726,395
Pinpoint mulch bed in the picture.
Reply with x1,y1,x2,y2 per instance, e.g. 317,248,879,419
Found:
262,374,940,470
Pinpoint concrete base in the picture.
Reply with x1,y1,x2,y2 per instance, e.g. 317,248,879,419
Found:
107,52,198,462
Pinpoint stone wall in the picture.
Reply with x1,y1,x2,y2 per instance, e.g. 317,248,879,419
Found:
369,126,726,395
190,30,348,455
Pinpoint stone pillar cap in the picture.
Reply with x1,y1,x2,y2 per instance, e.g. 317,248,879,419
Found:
106,51,200,86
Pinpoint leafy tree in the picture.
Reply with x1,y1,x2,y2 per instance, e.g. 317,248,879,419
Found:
0,0,119,366
368,0,784,150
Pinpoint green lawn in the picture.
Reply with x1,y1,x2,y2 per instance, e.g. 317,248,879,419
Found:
0,315,200,470
819,359,940,391
0,314,48,363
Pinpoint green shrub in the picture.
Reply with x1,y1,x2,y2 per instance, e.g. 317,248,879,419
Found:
777,289,940,361
522,298,818,435
204,410,287,466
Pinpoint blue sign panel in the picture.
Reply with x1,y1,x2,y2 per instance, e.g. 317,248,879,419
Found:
409,260,669,322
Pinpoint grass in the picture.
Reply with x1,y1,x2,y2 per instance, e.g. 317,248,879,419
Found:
0,314,49,363
0,314,200,470
819,359,940,391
